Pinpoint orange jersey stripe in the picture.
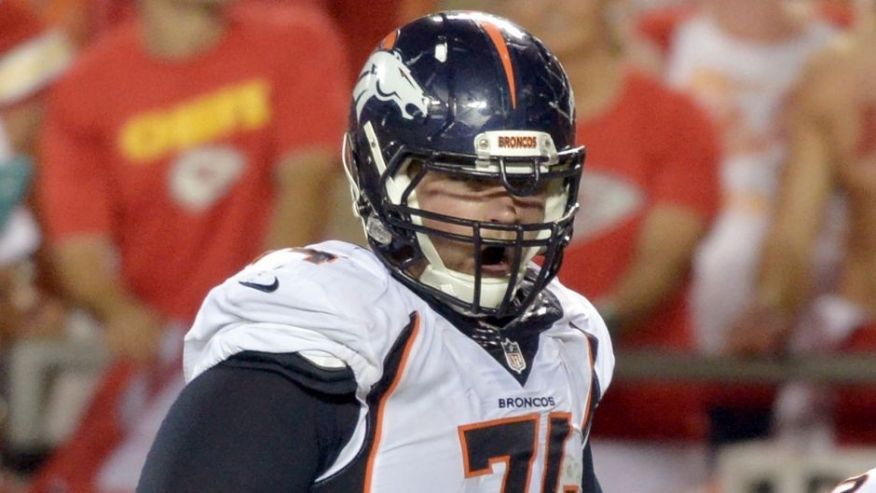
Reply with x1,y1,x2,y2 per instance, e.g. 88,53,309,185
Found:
364,312,421,492
580,336,596,430
478,20,517,109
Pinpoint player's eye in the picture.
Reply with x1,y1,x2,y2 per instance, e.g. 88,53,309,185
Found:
505,176,529,190
451,173,495,189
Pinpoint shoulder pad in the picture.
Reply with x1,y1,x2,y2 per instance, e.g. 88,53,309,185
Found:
230,241,392,321
545,278,615,398
184,241,414,393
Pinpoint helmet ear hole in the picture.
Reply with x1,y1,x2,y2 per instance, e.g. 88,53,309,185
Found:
365,215,393,245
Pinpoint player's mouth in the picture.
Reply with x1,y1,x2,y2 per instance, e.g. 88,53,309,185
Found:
479,246,512,277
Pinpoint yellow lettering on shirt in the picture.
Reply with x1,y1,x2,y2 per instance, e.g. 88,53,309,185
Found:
118,79,272,163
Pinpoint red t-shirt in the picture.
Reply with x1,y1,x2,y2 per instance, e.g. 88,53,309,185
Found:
561,70,720,440
38,7,348,322
563,70,719,349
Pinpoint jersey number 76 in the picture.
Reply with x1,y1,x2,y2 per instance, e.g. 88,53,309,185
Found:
459,412,579,493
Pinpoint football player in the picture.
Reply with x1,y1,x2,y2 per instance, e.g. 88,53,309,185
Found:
138,11,613,493
832,468,876,493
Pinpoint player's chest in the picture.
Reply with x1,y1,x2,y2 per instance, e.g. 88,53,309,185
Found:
392,319,595,415
358,321,597,492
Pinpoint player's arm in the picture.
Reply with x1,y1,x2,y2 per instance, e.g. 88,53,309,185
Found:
581,442,603,493
137,351,360,492
37,76,163,361
728,54,839,354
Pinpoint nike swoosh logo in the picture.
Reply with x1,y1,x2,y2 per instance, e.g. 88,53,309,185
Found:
238,277,279,293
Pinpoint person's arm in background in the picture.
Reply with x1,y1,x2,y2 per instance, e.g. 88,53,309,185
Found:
263,9,351,251
597,88,720,334
264,150,340,251
50,237,164,359
38,71,163,362
728,53,841,355
598,204,708,333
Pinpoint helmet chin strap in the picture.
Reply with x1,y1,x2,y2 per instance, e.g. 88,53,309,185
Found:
359,122,554,314
403,170,523,313
415,230,516,312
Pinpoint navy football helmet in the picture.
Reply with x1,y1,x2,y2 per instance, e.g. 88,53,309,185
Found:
344,11,585,318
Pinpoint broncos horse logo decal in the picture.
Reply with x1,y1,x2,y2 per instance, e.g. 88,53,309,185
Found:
354,50,430,121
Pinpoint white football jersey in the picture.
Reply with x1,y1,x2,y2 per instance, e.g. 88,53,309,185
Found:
833,468,876,493
184,240,614,492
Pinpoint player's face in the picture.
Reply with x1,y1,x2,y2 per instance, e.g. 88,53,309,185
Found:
497,0,612,59
413,168,549,278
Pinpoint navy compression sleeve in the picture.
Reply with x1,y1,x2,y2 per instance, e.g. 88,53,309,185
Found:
581,442,603,493
137,353,359,493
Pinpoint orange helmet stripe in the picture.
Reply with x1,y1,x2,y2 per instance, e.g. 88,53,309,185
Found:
380,29,399,50
478,20,517,109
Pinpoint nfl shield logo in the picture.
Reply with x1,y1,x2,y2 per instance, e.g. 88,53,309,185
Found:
501,338,526,374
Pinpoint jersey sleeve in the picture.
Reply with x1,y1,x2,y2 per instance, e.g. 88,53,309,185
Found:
549,281,615,403
582,299,615,402
37,65,114,243
270,9,349,158
183,242,412,394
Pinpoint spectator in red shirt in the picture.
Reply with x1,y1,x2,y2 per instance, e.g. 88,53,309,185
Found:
0,0,72,343
0,3,72,485
30,0,348,491
495,0,721,491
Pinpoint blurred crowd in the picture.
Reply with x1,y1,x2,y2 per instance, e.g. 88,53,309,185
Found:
0,0,874,492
